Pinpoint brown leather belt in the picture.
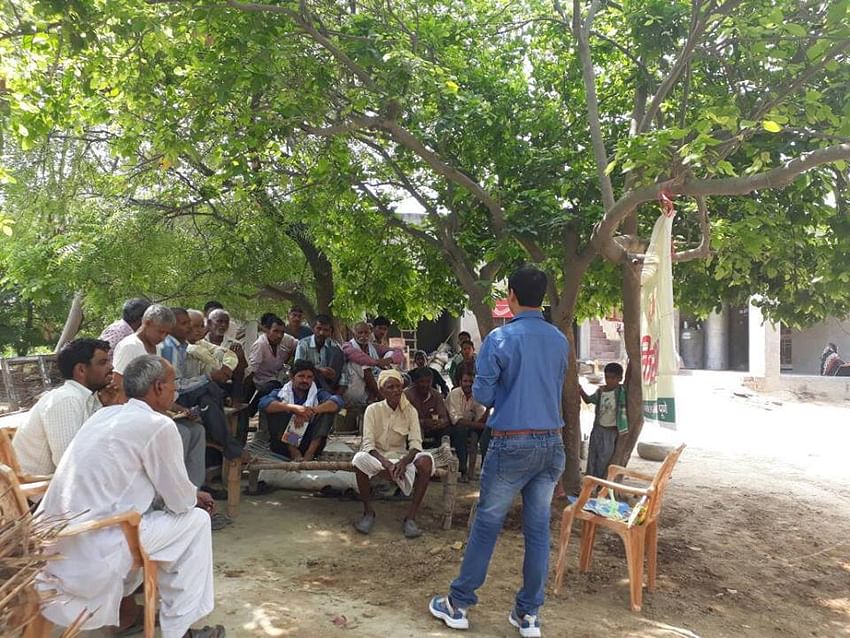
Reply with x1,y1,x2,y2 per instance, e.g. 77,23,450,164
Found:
491,428,562,438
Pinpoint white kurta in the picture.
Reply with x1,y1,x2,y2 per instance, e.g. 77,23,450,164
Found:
36,399,213,638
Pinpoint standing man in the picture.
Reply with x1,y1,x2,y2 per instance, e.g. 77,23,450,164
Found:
295,314,348,394
99,298,150,359
429,266,567,638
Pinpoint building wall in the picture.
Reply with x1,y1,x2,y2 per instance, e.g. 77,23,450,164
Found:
789,316,850,375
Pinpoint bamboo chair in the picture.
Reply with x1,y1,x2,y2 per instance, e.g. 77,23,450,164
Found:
0,464,157,638
553,443,686,612
0,427,52,499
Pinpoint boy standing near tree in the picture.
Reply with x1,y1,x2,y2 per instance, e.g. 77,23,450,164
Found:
579,362,628,479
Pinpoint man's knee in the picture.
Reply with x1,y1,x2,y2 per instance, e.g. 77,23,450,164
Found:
414,455,433,474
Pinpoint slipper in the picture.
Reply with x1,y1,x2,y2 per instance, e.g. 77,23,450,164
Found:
116,608,159,636
243,480,274,496
185,625,226,638
201,485,229,500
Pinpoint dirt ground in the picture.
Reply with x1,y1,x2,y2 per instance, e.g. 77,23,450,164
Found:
103,374,850,637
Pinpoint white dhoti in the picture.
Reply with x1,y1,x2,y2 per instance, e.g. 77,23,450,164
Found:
41,508,213,638
352,450,435,496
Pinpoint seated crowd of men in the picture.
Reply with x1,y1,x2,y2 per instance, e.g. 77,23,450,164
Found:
9,299,485,636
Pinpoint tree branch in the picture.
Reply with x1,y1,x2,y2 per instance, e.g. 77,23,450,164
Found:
672,195,711,262
571,0,615,212
592,143,850,261
259,283,316,317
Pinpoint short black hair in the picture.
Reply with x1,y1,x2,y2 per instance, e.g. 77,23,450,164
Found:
508,265,548,307
314,313,333,326
372,316,390,327
122,298,150,325
267,314,285,328
170,307,188,319
57,338,110,380
290,359,317,377
289,305,304,313
203,300,224,314
458,330,471,339
460,340,475,349
260,312,279,328
604,362,624,378
410,366,433,381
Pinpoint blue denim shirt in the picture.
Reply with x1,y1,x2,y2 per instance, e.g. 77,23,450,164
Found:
473,310,568,431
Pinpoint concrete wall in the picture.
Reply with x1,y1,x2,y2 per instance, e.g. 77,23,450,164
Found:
788,316,850,375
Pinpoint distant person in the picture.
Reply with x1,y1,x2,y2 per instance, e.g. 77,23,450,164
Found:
405,367,450,446
820,343,844,376
13,339,117,477
112,304,175,391
579,362,627,479
449,339,476,386
446,370,488,482
249,314,297,393
295,314,348,394
430,265,567,638
285,305,313,340
99,298,150,359
413,350,449,397
369,316,406,365
204,309,248,403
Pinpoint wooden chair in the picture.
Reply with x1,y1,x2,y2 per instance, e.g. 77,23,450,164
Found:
0,464,158,638
553,443,686,612
0,427,52,498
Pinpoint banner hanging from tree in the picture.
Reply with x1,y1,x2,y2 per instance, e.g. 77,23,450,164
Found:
640,193,679,429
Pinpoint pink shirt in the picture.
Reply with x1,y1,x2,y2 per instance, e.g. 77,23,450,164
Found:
249,332,297,386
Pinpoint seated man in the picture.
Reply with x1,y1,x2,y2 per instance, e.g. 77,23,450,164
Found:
413,350,449,397
112,303,175,393
258,359,343,460
370,315,406,365
185,309,239,375
405,367,450,447
285,305,313,340
342,321,390,407
98,298,150,360
13,338,117,477
448,338,477,386
295,314,348,394
249,314,298,395
204,308,248,403
352,369,434,539
161,308,248,467
35,355,223,638
447,370,488,482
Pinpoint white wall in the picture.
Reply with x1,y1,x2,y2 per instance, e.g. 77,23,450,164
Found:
789,316,850,375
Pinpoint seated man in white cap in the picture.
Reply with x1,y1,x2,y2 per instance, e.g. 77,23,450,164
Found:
351,368,434,539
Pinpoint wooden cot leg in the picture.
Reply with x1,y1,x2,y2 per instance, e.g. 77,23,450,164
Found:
441,457,459,530
467,431,479,478
248,468,259,494
226,459,242,519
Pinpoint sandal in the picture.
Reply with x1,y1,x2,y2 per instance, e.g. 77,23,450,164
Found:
185,625,226,638
243,480,274,496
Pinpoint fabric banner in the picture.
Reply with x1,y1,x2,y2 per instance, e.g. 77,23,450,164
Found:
639,198,679,429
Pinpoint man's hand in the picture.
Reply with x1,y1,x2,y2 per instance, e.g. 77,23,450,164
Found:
391,458,409,481
229,342,244,355
209,367,232,384
378,357,394,369
381,458,395,474
290,404,313,418
318,366,336,380
98,381,125,406
197,490,216,514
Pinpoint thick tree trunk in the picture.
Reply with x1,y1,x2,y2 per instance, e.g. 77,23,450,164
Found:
285,225,334,318
611,221,644,467
55,292,84,352
467,295,495,338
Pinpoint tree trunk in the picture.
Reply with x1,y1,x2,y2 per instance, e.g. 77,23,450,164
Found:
55,292,84,352
467,295,495,338
284,224,334,319
611,228,644,467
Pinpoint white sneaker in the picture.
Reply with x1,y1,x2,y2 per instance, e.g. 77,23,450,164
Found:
429,595,469,630
509,608,541,637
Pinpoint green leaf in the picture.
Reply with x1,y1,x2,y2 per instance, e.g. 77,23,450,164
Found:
445,80,459,94
762,120,782,133
604,160,617,175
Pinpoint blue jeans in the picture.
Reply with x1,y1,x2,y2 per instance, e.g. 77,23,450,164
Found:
449,432,565,616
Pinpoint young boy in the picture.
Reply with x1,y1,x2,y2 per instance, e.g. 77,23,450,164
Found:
579,362,628,478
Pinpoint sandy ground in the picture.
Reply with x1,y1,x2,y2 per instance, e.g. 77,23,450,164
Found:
80,374,850,637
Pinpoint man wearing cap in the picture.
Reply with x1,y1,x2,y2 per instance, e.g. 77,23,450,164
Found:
351,368,434,539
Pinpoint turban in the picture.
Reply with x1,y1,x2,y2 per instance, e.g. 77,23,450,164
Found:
377,368,404,389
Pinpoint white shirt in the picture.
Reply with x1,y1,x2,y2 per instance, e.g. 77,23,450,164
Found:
447,386,487,425
12,380,102,476
598,389,618,428
112,333,150,375
36,399,197,628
